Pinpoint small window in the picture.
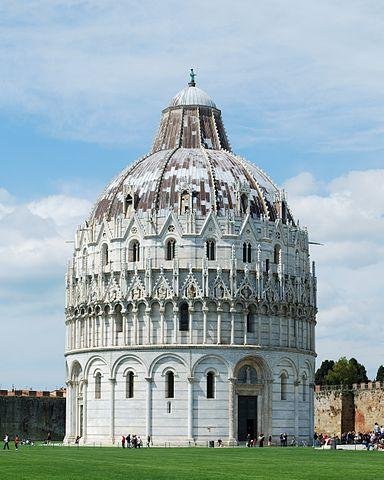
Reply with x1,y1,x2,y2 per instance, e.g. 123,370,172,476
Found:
101,244,109,266
207,371,215,399
115,305,123,333
126,371,134,399
243,242,252,263
166,239,176,260
179,303,189,331
180,190,191,214
237,366,258,384
166,371,175,398
95,372,102,399
206,240,215,261
129,240,140,262
240,193,248,214
246,313,254,333
265,259,270,273
280,373,287,401
274,244,281,265
167,401,172,413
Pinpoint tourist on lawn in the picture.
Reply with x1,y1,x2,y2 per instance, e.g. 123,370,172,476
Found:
121,435,126,448
126,434,131,448
268,435,272,446
373,422,380,435
258,433,265,447
14,435,20,451
3,433,9,450
147,435,151,448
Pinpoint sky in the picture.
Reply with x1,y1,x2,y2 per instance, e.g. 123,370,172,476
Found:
0,0,383,389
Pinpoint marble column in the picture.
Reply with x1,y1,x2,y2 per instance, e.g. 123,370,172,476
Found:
82,380,88,443
243,312,248,345
228,378,236,444
160,308,165,344
65,380,73,442
146,308,152,345
202,305,208,344
109,378,116,444
230,308,235,345
145,377,153,439
294,379,299,440
187,376,194,441
172,308,178,344
133,308,138,345
217,306,222,344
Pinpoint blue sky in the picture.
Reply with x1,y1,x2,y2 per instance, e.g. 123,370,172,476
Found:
0,1,383,388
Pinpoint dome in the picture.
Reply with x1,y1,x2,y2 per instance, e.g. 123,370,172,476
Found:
170,85,217,108
90,79,293,225
90,148,289,223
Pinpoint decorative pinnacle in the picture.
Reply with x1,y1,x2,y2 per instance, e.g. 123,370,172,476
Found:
189,68,196,87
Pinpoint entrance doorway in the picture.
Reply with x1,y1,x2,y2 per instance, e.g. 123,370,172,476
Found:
238,395,257,441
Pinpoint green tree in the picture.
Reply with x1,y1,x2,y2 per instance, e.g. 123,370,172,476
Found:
315,360,335,385
324,357,369,386
376,365,384,382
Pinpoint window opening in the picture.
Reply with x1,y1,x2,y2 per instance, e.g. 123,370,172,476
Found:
126,371,134,399
166,371,175,398
206,240,215,261
166,239,176,260
281,374,287,401
95,372,102,399
207,371,215,399
179,303,189,331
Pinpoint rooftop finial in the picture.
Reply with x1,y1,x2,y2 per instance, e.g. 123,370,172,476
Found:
188,68,196,87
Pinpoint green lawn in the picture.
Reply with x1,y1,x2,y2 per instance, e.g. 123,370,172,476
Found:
0,445,381,480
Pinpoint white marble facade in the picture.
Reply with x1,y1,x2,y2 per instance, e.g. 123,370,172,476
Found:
64,80,317,445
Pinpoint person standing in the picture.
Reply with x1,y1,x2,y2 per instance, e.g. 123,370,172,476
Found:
121,435,126,448
146,435,151,448
258,433,265,447
3,433,9,450
14,434,20,451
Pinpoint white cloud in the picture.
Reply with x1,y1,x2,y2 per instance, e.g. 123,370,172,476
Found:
1,1,384,151
284,169,384,378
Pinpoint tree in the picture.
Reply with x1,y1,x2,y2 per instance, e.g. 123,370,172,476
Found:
324,357,369,386
315,360,335,385
376,365,384,382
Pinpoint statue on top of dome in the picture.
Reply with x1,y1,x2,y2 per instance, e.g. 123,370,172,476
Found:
189,68,196,87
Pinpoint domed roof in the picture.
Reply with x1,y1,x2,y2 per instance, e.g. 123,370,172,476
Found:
170,85,217,108
89,75,293,225
90,148,288,223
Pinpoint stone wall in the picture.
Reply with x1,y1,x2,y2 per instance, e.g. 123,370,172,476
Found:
0,390,65,440
315,383,384,435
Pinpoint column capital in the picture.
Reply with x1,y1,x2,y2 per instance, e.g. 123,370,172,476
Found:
66,380,74,387
109,378,117,385
187,376,195,384
228,377,237,385
145,376,153,383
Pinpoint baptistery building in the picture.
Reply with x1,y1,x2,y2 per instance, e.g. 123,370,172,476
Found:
64,74,317,446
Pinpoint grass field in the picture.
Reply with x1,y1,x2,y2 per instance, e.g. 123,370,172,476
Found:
0,445,381,480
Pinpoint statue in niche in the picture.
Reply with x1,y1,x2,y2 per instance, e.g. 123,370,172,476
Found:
157,284,167,300
187,283,196,298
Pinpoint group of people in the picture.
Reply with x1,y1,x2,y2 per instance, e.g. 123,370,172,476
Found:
315,422,384,450
3,433,20,451
121,434,151,448
246,433,268,447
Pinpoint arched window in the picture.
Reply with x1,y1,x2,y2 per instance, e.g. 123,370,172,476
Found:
166,371,175,398
206,240,215,261
129,240,140,262
295,250,300,275
265,258,270,273
302,375,307,402
126,371,134,399
115,305,123,334
280,373,287,401
246,312,254,333
243,242,252,263
274,244,281,265
207,371,215,399
240,193,248,214
95,372,102,399
166,239,176,260
237,366,258,384
179,302,189,331
101,244,109,266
